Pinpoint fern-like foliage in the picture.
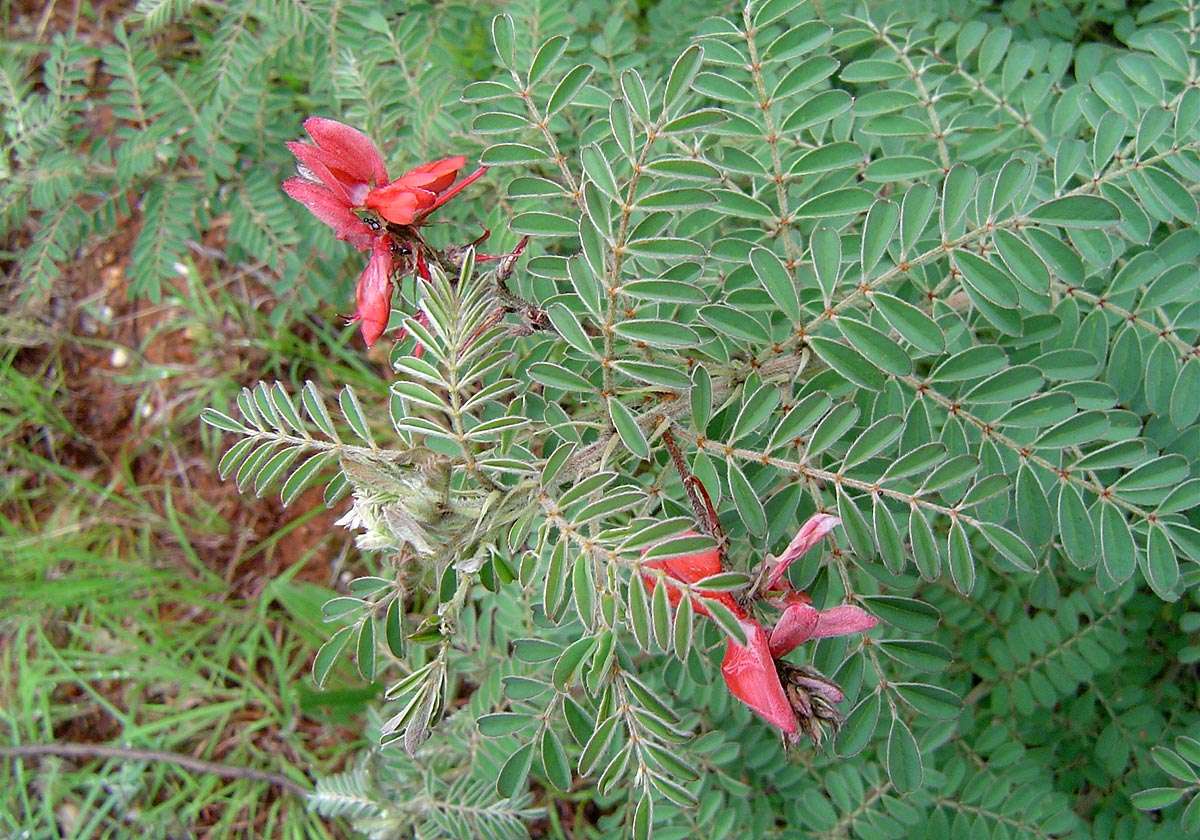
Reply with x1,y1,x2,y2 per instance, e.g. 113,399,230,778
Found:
7,0,1197,837
195,0,1200,833
311,708,540,840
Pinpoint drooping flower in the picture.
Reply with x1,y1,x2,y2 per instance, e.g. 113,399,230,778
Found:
724,514,876,742
721,619,797,735
722,603,876,743
281,118,490,348
764,513,841,591
365,156,488,226
353,237,395,348
640,531,741,617
634,510,878,743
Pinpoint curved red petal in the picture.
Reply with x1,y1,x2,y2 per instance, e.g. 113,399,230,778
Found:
398,155,468,193
768,603,820,657
354,238,394,347
414,249,431,282
282,178,374,250
303,117,389,187
286,141,353,204
766,513,842,590
365,182,436,225
769,603,878,658
721,620,798,735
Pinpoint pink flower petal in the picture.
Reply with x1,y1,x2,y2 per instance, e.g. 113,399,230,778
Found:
768,603,820,657
769,603,878,658
721,619,798,735
765,513,841,590
808,605,878,639
304,117,389,187
282,178,374,250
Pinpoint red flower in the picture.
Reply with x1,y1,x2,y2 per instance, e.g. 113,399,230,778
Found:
281,119,492,348
353,237,394,348
640,531,741,618
721,515,876,742
643,514,878,742
282,117,388,251
365,156,488,225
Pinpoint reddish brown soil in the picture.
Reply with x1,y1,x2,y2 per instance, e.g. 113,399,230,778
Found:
3,0,131,45
11,217,345,572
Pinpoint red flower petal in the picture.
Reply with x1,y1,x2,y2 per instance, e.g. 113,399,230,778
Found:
414,249,431,282
304,117,388,188
286,141,353,204
721,619,798,735
640,532,741,618
354,237,393,347
765,513,841,590
397,155,468,193
282,178,374,250
364,182,436,225
643,533,722,583
769,602,878,658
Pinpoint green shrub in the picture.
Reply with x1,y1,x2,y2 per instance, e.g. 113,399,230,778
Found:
8,0,1200,837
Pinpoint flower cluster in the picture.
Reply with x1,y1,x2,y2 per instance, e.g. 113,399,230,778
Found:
643,513,877,744
281,117,486,347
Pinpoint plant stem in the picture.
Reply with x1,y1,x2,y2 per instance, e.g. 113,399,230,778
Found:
661,427,713,537
0,742,309,798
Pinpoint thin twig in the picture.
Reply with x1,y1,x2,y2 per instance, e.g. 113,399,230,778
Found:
661,426,711,535
0,743,310,798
